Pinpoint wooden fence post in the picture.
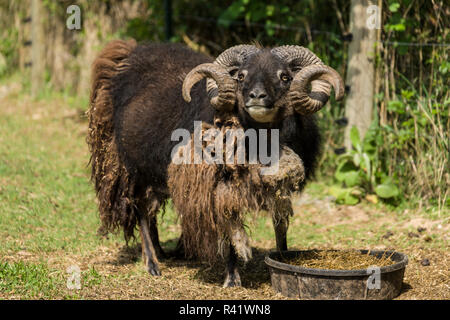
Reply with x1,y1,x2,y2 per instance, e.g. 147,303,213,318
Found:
344,0,377,149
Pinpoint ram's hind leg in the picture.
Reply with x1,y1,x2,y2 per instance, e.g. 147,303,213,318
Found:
139,213,161,276
138,195,165,276
170,233,185,259
149,214,166,259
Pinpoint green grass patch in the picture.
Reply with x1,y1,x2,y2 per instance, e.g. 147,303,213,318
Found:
0,261,59,299
0,95,120,256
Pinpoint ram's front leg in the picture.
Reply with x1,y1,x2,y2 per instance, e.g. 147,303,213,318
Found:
223,220,252,287
223,244,241,287
272,197,293,252
272,214,289,251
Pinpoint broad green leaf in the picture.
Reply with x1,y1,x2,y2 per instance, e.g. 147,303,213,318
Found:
361,153,372,180
363,141,377,157
350,126,361,151
344,192,360,205
353,153,360,167
266,5,275,16
439,61,450,74
329,186,360,205
389,3,400,12
329,186,347,200
387,100,405,114
344,171,361,188
401,90,415,100
392,21,406,32
218,0,246,27
375,183,400,199
335,161,358,182
363,122,379,156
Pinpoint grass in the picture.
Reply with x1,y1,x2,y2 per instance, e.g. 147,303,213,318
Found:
0,107,120,255
0,261,58,299
0,81,448,299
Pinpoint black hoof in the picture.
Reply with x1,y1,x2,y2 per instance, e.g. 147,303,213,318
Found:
147,263,161,276
223,271,242,288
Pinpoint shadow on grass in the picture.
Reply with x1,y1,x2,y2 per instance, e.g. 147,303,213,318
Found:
108,238,180,267
107,237,272,289
160,239,272,288
400,282,413,295
111,243,141,266
194,247,272,289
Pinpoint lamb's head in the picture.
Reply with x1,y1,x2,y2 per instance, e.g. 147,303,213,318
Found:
183,45,345,123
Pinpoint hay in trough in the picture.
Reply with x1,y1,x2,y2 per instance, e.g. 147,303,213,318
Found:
282,250,396,270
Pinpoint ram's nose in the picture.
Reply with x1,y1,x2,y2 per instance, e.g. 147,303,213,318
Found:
249,88,267,100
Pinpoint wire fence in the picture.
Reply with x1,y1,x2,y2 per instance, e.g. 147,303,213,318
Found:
180,14,450,47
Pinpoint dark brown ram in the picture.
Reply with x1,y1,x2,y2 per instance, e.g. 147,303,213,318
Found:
87,40,344,287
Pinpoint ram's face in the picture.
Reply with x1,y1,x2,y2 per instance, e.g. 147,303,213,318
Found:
234,51,292,123
182,45,344,121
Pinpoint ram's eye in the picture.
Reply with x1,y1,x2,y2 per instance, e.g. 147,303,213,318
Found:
280,74,290,83
238,73,245,81
229,68,238,77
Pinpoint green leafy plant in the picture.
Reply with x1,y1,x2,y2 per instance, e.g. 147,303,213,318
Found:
331,125,400,205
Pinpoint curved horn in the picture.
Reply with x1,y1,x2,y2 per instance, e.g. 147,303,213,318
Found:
271,45,323,68
206,45,259,110
182,63,236,111
288,65,344,115
183,45,259,111
272,45,344,114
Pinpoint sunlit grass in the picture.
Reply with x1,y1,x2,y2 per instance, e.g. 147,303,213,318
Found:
0,261,59,299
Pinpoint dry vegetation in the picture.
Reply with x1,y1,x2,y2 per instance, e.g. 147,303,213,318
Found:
281,250,396,270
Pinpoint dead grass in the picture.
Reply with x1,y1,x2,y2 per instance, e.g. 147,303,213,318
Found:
398,248,450,300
